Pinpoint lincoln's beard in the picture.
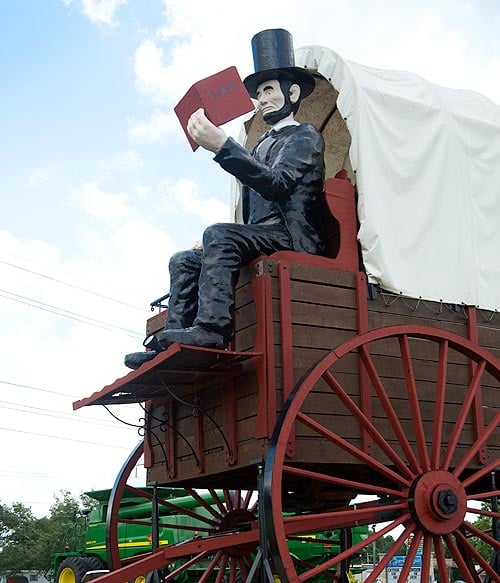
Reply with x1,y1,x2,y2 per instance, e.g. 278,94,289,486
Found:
263,101,295,126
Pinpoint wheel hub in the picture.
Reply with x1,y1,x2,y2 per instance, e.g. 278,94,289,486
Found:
216,508,256,557
409,470,467,534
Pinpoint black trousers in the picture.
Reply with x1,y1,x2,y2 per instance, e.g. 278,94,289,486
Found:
166,222,292,338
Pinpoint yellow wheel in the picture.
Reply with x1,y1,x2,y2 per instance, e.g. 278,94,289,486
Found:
55,557,88,583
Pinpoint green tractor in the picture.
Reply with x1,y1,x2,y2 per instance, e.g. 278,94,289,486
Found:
49,487,368,583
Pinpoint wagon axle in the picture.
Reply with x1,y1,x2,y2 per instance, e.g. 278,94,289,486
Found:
409,470,466,535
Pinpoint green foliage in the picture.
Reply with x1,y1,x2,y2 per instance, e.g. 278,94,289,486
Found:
0,500,44,574
469,502,494,562
0,490,92,577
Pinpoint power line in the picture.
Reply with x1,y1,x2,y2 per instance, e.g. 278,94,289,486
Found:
0,379,73,397
0,400,134,429
0,427,133,449
0,258,145,311
0,380,141,412
0,471,56,477
0,288,143,338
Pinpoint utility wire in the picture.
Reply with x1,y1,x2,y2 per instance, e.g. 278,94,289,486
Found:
0,380,140,412
0,427,132,449
0,400,133,429
0,288,143,338
0,379,73,397
0,258,145,311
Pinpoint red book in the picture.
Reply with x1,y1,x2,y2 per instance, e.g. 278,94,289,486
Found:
174,66,254,151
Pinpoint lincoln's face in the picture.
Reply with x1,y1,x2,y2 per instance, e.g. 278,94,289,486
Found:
256,79,285,116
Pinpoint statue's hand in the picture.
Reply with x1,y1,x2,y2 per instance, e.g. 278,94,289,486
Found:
187,108,227,153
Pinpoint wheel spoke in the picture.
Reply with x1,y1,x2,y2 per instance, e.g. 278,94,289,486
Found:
453,411,500,477
208,488,227,513
283,464,405,498
467,489,500,502
123,484,218,526
157,499,218,526
164,551,211,581
184,487,222,519
294,515,411,582
214,553,229,583
296,411,410,487
431,339,449,468
283,502,408,535
441,359,486,471
455,528,500,582
463,520,500,550
323,370,415,479
466,505,500,522
361,522,416,583
444,533,482,582
463,458,500,489
420,535,432,583
241,489,253,510
433,536,449,583
359,344,422,473
397,529,423,582
236,557,250,580
117,518,212,533
224,490,235,511
197,550,223,583
399,335,431,471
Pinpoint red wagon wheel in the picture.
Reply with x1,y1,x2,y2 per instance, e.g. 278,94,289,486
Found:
264,325,500,583
106,440,259,582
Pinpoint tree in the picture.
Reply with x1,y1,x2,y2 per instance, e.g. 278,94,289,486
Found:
0,500,45,575
0,491,94,577
470,502,495,562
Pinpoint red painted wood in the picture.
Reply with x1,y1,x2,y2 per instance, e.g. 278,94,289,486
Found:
167,401,176,478
323,172,359,271
277,261,296,458
222,378,237,466
143,400,153,469
251,271,277,438
355,272,373,456
466,306,487,464
194,396,205,473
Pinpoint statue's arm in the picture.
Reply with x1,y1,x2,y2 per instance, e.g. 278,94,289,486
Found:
214,126,324,202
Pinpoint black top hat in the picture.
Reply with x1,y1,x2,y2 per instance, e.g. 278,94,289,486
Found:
243,28,315,99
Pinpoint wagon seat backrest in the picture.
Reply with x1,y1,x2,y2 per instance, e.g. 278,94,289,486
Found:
264,171,359,272
243,72,360,272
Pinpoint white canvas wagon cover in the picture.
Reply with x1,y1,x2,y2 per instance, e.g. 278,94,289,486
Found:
297,45,500,311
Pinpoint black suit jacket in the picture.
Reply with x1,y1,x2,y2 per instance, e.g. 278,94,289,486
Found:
214,123,326,254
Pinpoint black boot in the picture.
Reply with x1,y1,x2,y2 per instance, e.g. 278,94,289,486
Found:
124,350,158,370
157,325,227,349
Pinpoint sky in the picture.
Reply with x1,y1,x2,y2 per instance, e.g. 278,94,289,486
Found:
1,0,499,518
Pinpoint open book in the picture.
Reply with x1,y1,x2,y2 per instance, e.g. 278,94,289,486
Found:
174,66,255,150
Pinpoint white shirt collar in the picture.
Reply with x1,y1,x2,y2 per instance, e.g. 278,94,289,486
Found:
270,119,300,132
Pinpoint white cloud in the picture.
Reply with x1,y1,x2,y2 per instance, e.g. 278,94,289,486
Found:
28,168,51,188
66,0,127,26
133,40,174,100
100,150,144,172
128,0,500,111
70,182,134,221
164,178,230,224
128,110,181,143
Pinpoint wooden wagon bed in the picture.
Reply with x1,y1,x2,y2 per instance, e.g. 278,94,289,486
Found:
74,252,500,494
